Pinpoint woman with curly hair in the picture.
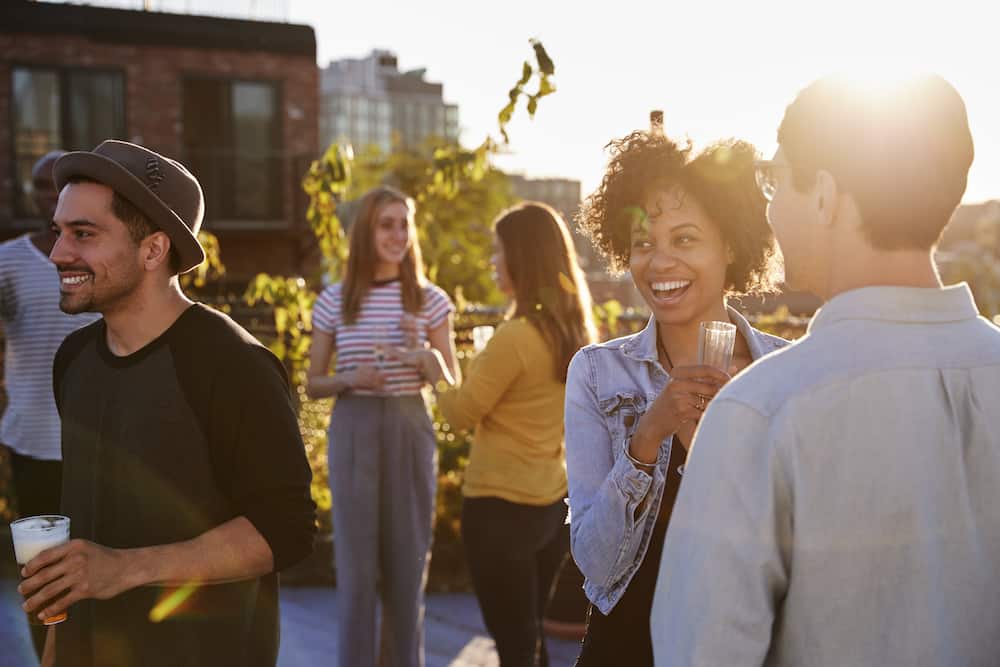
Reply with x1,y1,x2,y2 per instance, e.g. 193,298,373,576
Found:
564,129,788,665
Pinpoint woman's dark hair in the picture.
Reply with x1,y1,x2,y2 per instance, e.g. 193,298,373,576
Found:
577,131,781,296
494,202,596,382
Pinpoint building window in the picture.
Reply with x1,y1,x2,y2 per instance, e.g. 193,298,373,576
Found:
11,66,125,219
182,78,283,223
445,105,459,140
435,107,445,137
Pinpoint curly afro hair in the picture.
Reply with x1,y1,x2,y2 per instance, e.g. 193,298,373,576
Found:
577,130,782,296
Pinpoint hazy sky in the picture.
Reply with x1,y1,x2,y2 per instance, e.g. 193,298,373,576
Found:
57,0,1000,202
290,0,999,203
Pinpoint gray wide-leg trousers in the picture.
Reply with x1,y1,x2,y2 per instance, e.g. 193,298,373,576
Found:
329,394,438,667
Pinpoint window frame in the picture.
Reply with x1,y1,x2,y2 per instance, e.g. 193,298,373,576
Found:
179,74,286,229
8,62,128,226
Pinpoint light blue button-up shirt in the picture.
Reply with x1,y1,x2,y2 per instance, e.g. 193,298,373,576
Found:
564,307,787,614
652,284,1000,666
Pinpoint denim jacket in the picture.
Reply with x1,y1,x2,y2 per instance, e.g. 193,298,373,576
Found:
564,307,788,614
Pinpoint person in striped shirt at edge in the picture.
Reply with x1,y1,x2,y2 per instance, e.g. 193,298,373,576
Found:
305,185,461,667
0,150,98,660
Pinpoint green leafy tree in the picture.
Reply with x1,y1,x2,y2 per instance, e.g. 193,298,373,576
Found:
347,140,514,304
179,230,226,291
245,38,558,383
241,43,561,566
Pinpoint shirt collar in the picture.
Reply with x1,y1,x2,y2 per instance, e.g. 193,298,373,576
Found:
808,283,980,333
622,306,773,364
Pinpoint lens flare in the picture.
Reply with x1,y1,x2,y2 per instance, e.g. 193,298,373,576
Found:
148,583,199,623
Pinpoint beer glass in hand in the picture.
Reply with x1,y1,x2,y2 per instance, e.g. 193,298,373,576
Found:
11,515,70,626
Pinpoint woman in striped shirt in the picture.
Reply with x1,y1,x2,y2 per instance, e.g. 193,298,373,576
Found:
306,185,459,667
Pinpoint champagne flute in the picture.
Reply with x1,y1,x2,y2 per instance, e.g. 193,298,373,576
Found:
373,325,388,370
472,325,495,353
697,321,736,372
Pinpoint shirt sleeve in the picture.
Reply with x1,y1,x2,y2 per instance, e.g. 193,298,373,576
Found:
436,320,524,432
0,249,14,321
52,321,100,416
424,284,455,329
213,347,317,571
564,348,669,592
311,285,340,335
650,397,792,666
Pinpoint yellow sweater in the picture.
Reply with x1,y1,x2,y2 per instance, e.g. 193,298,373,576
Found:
437,318,567,506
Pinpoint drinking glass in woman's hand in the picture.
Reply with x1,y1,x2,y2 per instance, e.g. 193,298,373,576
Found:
373,325,389,370
697,321,737,373
472,326,495,353
400,314,420,350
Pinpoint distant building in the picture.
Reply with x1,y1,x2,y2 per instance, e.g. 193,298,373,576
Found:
507,175,580,227
320,50,459,154
0,0,320,281
508,174,642,308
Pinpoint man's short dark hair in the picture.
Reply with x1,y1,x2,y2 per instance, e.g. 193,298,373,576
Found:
67,176,182,274
777,74,974,250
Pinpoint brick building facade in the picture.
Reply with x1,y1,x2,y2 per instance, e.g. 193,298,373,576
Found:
1,0,320,280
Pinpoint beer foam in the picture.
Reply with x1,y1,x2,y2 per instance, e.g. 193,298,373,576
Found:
11,517,69,565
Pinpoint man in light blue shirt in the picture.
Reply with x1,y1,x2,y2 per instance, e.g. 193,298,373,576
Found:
651,75,1000,666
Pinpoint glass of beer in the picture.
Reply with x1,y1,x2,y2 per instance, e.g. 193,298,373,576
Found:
10,515,70,626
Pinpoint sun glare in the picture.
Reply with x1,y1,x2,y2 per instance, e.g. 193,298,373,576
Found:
838,65,927,91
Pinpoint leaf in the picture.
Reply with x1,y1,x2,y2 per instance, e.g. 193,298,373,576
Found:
498,101,516,127
518,61,532,87
531,39,555,76
538,76,556,97
275,307,289,333
558,271,577,295
527,95,538,117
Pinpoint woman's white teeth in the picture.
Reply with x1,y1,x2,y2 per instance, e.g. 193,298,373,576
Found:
651,280,691,292
61,275,90,286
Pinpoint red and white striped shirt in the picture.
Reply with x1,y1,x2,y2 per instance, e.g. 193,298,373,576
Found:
312,278,454,396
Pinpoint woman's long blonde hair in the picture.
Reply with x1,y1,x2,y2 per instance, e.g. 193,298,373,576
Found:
495,202,597,382
341,186,426,324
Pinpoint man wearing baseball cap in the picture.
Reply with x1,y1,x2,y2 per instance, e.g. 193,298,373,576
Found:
16,140,316,667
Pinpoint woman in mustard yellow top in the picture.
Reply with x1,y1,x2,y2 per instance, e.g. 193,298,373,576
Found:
396,202,595,666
